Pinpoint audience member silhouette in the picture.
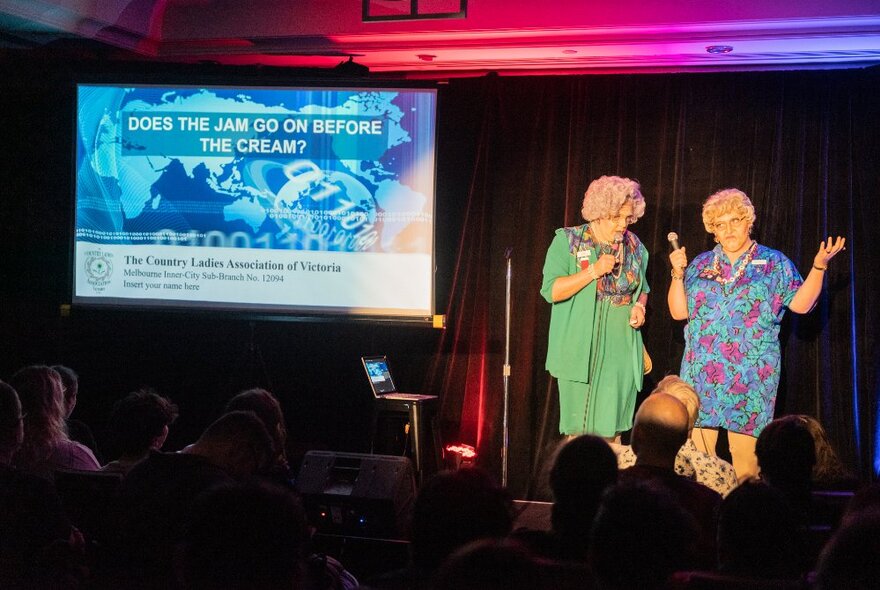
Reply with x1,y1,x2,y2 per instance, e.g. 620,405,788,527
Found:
112,410,274,584
225,387,291,482
176,481,309,590
615,376,738,496
755,415,816,520
9,365,100,477
589,478,697,590
716,479,803,579
619,392,721,568
0,379,82,589
547,434,618,561
814,511,880,590
52,364,100,462
367,467,513,589
428,538,543,590
102,388,178,475
795,414,857,491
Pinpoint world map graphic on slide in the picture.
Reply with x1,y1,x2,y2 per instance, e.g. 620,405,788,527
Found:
75,86,435,254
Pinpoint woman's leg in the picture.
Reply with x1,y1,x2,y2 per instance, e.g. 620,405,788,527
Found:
728,431,759,480
691,427,719,455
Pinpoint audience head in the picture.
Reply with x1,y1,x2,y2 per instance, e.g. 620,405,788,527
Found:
717,479,801,579
225,388,287,466
590,479,697,589
177,481,308,590
429,538,541,590
549,435,617,553
0,380,24,459
8,365,67,468
630,393,689,468
814,511,880,590
51,365,79,419
795,414,853,488
653,375,700,431
188,411,274,480
411,467,513,571
109,388,178,459
755,415,816,491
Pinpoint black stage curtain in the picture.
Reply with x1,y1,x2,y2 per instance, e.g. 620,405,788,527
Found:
427,68,880,497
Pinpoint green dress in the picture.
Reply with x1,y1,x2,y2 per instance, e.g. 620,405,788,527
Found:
541,224,649,437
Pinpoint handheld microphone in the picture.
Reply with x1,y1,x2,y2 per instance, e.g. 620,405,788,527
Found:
612,233,624,269
667,231,680,251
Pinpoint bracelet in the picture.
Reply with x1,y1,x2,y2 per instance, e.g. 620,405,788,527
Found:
670,269,684,280
587,266,597,282
813,264,827,271
633,301,646,313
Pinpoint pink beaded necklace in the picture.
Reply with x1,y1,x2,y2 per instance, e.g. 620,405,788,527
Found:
707,241,757,292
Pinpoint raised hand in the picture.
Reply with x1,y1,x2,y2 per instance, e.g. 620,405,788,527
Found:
814,236,846,269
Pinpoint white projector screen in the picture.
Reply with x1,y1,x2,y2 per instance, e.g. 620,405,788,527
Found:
72,83,437,321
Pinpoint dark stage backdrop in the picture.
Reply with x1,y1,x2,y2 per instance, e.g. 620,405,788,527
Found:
1,56,878,496
427,68,880,496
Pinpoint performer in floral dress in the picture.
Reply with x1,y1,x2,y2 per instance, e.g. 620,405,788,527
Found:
667,188,844,478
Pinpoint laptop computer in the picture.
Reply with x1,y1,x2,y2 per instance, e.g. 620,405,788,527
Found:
361,355,437,401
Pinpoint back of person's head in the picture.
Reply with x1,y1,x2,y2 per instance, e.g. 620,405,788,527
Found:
653,375,700,429
429,538,541,590
631,393,689,466
177,481,308,590
795,414,853,488
756,415,816,490
717,479,801,579
549,435,617,551
814,511,880,590
225,388,287,464
50,365,79,418
0,380,24,455
109,388,178,458
8,365,67,468
411,467,513,571
194,411,274,479
589,479,697,590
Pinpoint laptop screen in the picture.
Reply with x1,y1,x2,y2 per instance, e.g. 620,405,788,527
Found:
362,356,397,395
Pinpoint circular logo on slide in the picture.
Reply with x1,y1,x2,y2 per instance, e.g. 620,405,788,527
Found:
85,251,113,292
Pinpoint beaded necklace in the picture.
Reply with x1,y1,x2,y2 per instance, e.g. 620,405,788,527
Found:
707,241,757,293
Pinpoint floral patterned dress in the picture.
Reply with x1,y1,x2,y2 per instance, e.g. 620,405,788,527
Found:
680,242,803,437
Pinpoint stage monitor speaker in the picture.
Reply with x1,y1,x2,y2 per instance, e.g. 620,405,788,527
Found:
296,451,416,540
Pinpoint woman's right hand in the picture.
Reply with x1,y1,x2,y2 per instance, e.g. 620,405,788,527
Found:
593,254,617,277
669,247,687,275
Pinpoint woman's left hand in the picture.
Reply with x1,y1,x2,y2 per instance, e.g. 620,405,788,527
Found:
814,236,846,268
629,305,645,329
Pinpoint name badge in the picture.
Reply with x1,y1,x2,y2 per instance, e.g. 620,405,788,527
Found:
751,259,767,266
577,250,591,270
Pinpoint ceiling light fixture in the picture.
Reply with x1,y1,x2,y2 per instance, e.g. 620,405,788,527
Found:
706,45,734,54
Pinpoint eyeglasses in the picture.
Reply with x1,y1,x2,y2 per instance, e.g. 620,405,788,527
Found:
609,213,637,225
711,217,747,232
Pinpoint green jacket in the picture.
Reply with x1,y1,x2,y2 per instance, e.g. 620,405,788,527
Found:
541,225,648,383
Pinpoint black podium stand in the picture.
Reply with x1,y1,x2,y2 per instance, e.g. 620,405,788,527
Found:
371,396,441,485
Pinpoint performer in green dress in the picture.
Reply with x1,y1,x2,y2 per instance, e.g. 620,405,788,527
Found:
541,175,649,439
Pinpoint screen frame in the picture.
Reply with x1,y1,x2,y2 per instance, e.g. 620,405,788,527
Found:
69,77,441,326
